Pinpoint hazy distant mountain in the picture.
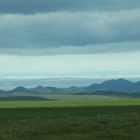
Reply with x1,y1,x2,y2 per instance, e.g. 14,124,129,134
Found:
0,90,7,94
1,79,140,95
133,82,140,92
11,86,30,94
30,86,48,93
30,86,63,93
87,79,134,92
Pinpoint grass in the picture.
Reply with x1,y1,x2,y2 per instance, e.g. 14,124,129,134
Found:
1,114,140,140
0,99,140,139
0,98,140,108
0,106,140,140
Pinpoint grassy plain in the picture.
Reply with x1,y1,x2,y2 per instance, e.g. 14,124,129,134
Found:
0,98,140,108
0,97,140,139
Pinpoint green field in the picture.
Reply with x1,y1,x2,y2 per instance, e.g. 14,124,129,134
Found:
0,98,140,108
0,98,140,140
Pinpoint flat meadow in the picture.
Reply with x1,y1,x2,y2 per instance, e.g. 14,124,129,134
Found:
0,96,140,140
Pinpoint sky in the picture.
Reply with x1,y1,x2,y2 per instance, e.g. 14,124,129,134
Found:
0,0,140,79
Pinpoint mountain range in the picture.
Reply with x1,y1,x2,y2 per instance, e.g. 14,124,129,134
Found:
1,79,140,95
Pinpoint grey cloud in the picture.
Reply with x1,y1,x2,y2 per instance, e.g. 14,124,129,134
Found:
0,41,140,55
0,9,140,55
0,0,140,14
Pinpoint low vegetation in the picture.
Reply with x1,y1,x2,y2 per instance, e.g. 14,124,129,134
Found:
0,99,140,139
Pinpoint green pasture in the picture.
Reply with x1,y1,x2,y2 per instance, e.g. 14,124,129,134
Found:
0,105,140,140
0,97,140,139
0,98,140,108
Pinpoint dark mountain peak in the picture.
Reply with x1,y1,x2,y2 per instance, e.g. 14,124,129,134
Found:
102,79,132,85
70,86,78,89
36,85,45,88
30,85,47,93
11,86,29,93
46,87,62,92
88,83,99,87
13,86,28,90
135,81,140,85
33,85,46,90
116,78,133,83
87,79,134,92
0,90,7,94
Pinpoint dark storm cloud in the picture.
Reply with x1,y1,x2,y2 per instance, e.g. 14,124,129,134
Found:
0,0,140,14
0,0,140,55
0,10,140,49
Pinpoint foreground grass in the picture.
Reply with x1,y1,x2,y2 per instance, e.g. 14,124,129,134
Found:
1,114,140,140
0,105,140,140
0,99,140,139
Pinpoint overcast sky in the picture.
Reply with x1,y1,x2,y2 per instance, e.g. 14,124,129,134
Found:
0,0,140,78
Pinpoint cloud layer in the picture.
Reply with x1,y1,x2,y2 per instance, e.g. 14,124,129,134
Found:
0,9,140,55
0,0,140,14
0,0,140,78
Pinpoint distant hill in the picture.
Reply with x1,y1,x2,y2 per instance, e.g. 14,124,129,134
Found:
11,86,30,94
30,86,63,93
86,79,136,92
1,79,140,96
